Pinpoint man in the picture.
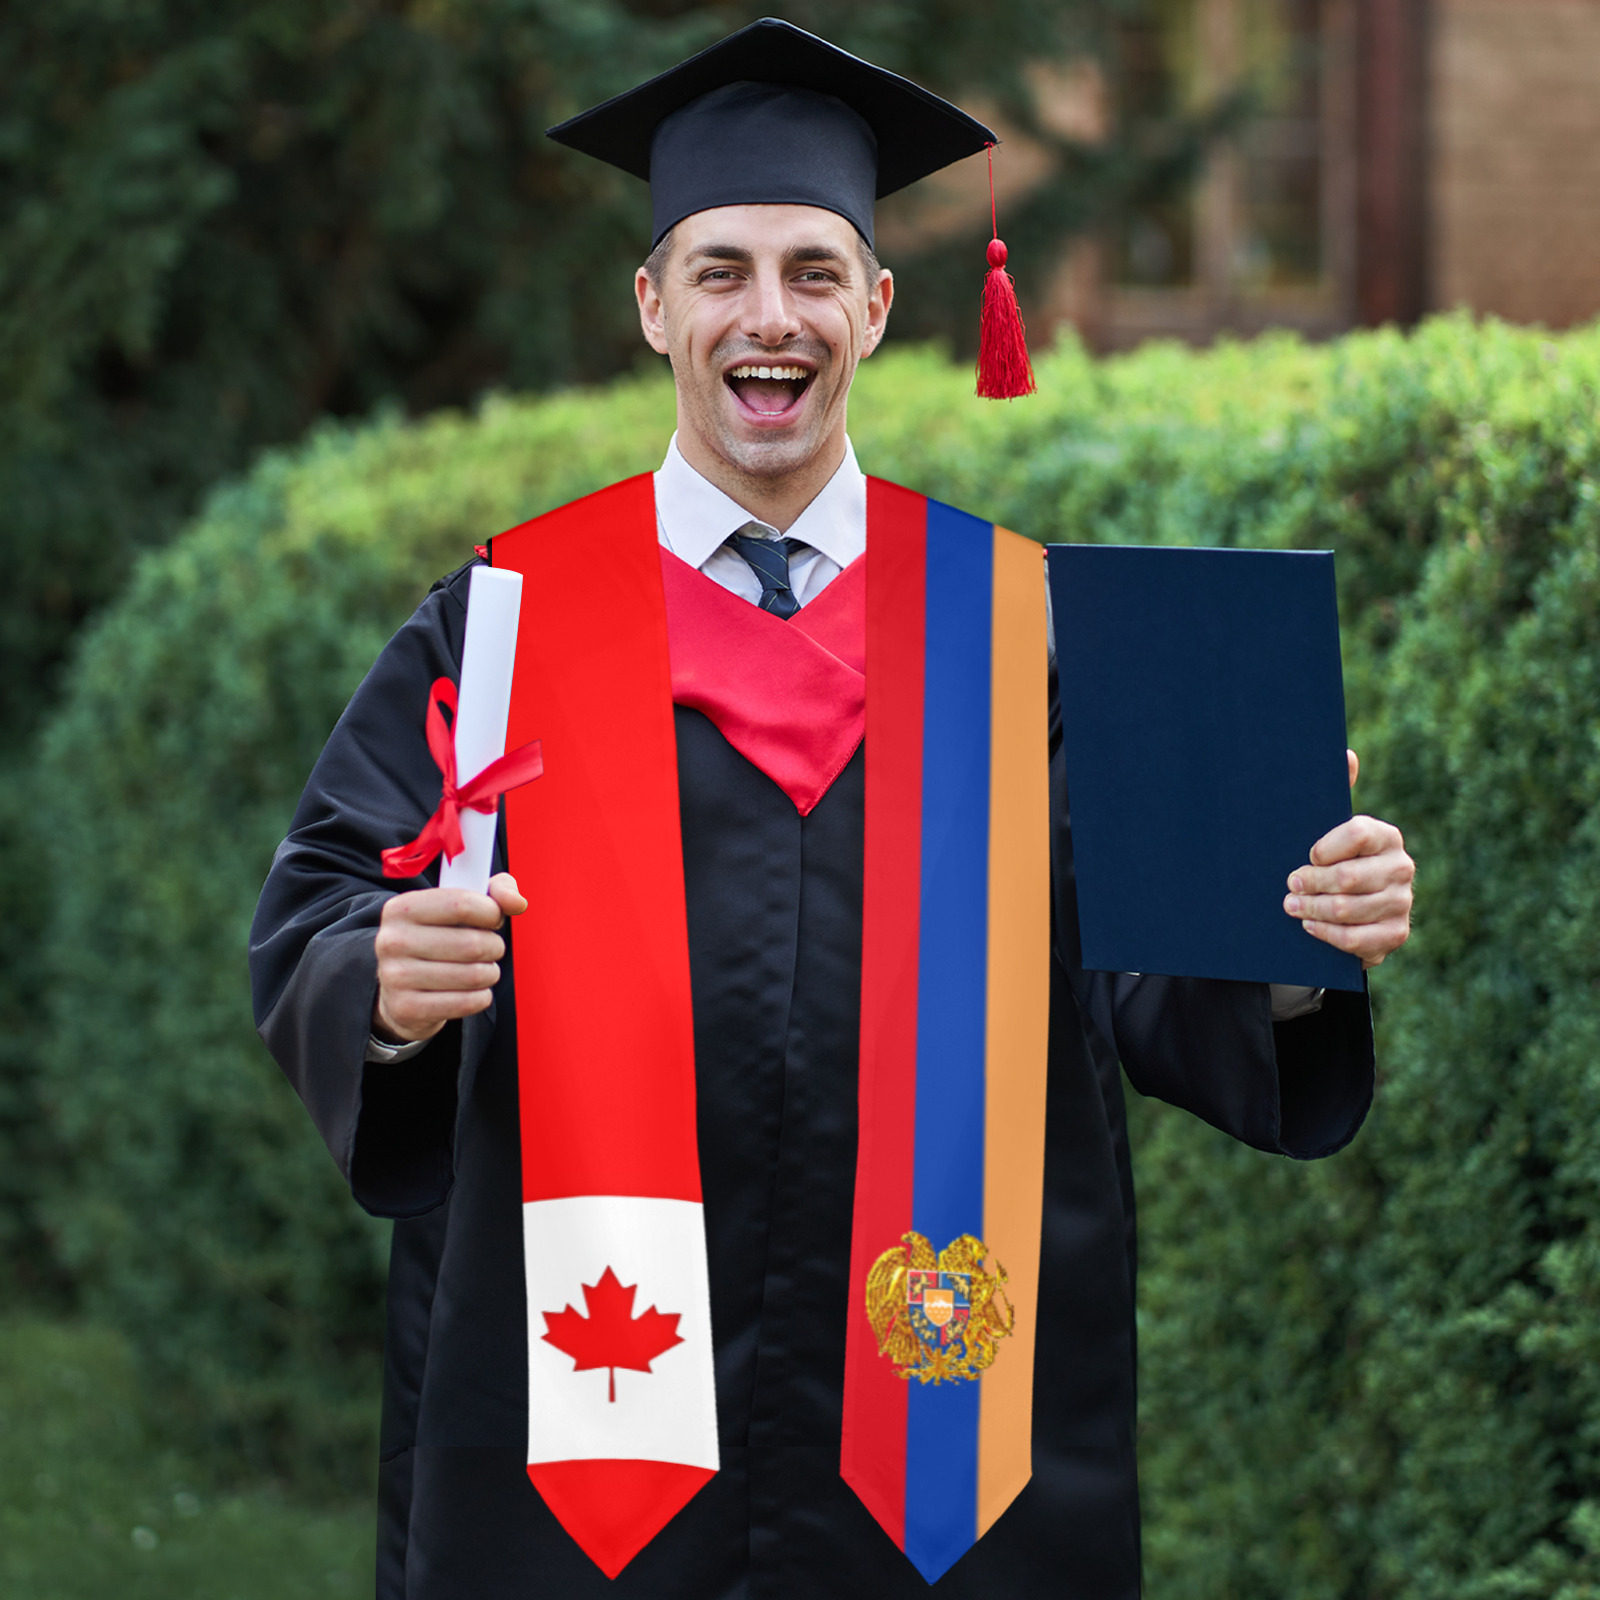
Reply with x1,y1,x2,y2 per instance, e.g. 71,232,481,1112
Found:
250,20,1414,1600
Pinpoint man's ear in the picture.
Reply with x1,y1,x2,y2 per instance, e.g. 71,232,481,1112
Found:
636,267,671,355
861,268,893,358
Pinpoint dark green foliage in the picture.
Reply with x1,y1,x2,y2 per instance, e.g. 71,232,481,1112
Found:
36,319,1600,1600
1348,513,1600,1600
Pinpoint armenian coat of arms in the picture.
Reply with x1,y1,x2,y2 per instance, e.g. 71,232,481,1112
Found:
865,1232,1015,1384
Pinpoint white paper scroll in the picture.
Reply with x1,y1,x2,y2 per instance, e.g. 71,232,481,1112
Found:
439,565,525,894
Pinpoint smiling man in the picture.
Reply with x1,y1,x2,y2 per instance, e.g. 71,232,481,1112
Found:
250,19,1414,1600
638,205,891,529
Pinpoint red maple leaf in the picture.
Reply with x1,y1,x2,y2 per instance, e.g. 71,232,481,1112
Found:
541,1267,685,1403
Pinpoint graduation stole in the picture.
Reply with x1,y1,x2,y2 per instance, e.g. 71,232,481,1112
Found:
489,474,1049,1585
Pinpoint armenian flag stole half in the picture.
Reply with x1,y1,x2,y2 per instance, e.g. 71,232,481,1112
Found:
843,481,1051,1584
486,476,1049,1584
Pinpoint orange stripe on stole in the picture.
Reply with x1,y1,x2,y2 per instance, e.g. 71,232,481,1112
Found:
976,527,1051,1536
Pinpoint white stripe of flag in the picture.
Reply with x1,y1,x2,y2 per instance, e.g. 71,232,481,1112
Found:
524,1195,719,1471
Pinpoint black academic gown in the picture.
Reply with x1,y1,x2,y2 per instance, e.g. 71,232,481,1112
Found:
250,555,1374,1600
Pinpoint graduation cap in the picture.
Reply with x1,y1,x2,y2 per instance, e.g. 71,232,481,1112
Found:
547,17,1036,398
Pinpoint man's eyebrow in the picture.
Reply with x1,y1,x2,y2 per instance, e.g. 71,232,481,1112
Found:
682,243,854,271
683,244,755,267
782,244,852,271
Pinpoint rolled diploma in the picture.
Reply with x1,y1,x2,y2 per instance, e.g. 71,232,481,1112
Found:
439,565,525,894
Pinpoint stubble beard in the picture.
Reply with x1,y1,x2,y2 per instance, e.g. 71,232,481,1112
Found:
685,336,845,485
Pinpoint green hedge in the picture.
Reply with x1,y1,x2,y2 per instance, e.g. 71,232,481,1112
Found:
1130,327,1600,1600
36,319,1600,1593
36,379,679,1484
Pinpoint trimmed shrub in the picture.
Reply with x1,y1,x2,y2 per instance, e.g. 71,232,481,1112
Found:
1131,324,1600,1600
36,380,676,1482
36,318,1600,1600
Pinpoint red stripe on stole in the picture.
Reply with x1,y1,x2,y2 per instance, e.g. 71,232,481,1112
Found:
841,479,928,1547
492,475,701,1204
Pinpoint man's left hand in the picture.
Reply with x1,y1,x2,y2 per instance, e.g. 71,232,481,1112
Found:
1284,749,1415,968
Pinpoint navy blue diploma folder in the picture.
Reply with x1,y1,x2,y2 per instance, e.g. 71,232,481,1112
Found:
1046,544,1364,993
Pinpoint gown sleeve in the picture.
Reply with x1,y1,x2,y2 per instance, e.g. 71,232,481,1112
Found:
1047,665,1375,1161
249,562,498,1217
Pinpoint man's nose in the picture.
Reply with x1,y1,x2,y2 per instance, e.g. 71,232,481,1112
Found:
743,270,802,347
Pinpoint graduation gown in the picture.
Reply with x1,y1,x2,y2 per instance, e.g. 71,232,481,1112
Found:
250,555,1375,1600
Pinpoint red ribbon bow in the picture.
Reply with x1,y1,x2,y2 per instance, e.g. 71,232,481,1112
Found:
381,677,544,879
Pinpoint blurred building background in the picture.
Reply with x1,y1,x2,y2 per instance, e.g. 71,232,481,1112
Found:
1095,0,1600,345
906,0,1600,349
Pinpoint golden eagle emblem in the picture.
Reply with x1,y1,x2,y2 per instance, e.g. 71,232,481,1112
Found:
865,1232,1014,1384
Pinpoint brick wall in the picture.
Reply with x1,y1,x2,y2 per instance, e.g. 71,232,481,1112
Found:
1430,0,1600,327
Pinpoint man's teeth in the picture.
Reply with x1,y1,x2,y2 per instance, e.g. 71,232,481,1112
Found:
727,365,809,381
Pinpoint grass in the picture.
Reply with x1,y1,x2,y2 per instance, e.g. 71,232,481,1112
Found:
0,1317,373,1599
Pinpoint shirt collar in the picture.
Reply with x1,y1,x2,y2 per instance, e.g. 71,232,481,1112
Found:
655,434,867,570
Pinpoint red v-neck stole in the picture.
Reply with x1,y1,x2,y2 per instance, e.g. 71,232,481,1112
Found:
660,548,865,815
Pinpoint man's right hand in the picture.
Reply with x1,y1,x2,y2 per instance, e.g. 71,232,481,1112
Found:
372,872,529,1044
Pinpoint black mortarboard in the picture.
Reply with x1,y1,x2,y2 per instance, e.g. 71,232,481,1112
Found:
545,17,998,248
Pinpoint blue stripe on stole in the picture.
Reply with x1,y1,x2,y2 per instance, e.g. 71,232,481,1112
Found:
905,501,993,1583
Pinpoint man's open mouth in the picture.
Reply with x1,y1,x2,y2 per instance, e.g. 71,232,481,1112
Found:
725,363,813,417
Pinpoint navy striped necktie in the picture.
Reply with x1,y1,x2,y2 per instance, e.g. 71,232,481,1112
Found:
726,529,808,620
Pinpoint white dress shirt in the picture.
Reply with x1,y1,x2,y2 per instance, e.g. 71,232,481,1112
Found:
653,432,865,604
368,435,1317,1060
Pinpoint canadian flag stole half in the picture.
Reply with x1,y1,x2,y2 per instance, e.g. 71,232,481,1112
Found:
490,474,1050,1585
494,475,715,1583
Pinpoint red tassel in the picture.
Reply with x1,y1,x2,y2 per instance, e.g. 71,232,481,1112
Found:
976,144,1036,400
977,239,1036,399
